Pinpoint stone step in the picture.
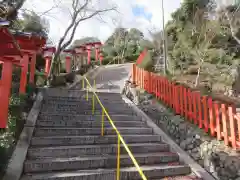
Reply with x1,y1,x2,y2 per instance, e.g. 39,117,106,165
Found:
42,102,129,109
82,94,123,102
158,174,203,180
45,95,124,102
24,152,179,173
43,98,125,104
31,134,161,146
43,98,127,106
46,92,123,97
40,107,134,114
38,114,141,122
40,108,133,115
46,92,122,98
34,127,153,137
21,164,191,180
40,109,135,115
43,93,85,99
27,143,170,159
36,120,145,128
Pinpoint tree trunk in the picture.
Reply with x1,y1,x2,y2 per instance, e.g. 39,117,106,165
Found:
47,51,61,85
195,64,201,87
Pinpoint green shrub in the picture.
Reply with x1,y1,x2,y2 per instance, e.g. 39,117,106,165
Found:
65,72,75,83
0,93,26,178
35,74,46,87
50,75,66,87
60,68,66,73
125,54,140,62
102,57,113,65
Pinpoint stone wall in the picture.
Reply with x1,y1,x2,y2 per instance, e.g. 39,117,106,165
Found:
125,89,240,180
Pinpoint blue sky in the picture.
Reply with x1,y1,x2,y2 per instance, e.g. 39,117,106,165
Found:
132,5,152,21
22,0,182,44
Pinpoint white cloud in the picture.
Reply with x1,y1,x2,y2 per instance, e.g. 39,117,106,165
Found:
22,0,181,45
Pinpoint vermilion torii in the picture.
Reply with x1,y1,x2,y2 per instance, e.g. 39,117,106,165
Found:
84,42,102,65
43,46,56,76
63,48,75,73
13,31,46,94
0,27,22,128
74,45,87,68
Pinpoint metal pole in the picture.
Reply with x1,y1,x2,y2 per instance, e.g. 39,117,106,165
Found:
161,0,167,75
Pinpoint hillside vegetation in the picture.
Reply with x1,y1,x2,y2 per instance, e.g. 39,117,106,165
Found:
163,0,240,96
67,0,240,97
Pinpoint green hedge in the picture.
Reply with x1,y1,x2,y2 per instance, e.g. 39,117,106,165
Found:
27,72,46,87
0,93,27,178
101,54,140,65
101,57,113,65
125,54,140,62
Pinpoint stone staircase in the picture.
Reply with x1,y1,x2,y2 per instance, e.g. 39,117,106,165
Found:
20,91,201,180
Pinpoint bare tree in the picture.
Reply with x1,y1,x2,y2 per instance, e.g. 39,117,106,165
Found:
214,3,240,45
48,0,116,78
225,6,240,44
112,22,129,64
148,27,163,53
191,10,217,87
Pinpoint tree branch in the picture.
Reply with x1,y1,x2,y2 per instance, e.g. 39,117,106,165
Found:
48,0,117,82
225,11,240,44
60,7,116,51
56,0,89,50
38,1,62,17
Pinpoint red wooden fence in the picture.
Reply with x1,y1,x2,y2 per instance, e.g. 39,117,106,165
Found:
136,48,147,65
132,63,240,149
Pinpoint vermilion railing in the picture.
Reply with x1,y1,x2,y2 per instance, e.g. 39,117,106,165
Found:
136,48,147,65
132,63,240,149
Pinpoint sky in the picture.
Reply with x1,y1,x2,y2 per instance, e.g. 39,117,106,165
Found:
22,0,182,45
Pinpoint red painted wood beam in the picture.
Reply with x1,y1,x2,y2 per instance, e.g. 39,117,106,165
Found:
29,53,36,83
0,57,14,128
43,46,56,76
65,56,71,73
19,53,29,94
44,56,51,75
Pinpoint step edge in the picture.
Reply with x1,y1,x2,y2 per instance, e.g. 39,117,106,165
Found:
28,142,169,150
21,164,190,178
24,152,179,163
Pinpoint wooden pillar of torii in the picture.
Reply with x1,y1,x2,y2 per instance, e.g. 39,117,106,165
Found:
63,49,75,73
0,28,22,128
13,32,46,94
74,45,87,68
43,46,56,76
99,52,104,64
84,42,102,65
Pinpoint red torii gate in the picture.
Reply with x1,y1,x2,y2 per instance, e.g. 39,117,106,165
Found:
13,32,46,94
99,52,104,64
74,45,87,66
85,42,102,65
62,41,102,73
93,42,101,62
0,28,22,128
63,48,75,73
43,46,56,76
